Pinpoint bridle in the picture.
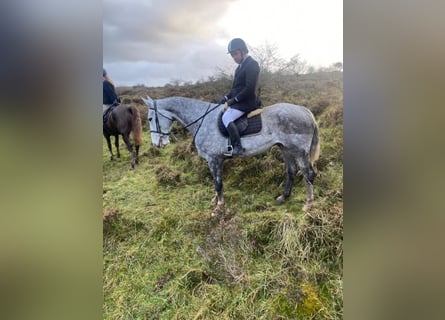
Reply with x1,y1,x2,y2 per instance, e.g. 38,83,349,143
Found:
149,99,222,142
149,100,173,136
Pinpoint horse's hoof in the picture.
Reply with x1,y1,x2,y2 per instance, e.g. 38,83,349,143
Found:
275,195,286,205
211,204,225,217
302,201,313,211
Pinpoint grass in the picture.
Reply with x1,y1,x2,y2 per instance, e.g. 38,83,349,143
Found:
104,72,343,319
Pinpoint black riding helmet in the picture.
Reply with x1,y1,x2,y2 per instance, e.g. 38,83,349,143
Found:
227,38,248,54
103,68,107,77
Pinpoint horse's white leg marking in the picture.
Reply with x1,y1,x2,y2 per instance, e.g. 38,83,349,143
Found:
302,201,313,212
211,201,225,217
211,193,218,206
211,192,224,206
302,179,314,211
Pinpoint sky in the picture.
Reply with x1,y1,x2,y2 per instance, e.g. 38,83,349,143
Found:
103,0,342,87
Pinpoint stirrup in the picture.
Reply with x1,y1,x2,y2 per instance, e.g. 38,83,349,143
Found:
224,145,233,157
231,146,244,156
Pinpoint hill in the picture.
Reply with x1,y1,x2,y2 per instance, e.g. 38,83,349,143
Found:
104,71,343,319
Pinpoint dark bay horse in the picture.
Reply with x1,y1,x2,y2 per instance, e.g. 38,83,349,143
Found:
103,104,142,169
142,96,320,212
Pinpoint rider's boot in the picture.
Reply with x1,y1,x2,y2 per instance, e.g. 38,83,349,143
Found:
224,122,244,157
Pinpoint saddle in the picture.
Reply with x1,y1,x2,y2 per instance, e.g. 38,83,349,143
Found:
103,103,119,124
218,108,263,137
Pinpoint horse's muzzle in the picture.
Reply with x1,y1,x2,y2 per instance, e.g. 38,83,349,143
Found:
154,136,170,148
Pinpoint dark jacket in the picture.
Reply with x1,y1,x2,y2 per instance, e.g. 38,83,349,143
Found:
226,55,260,113
103,80,120,105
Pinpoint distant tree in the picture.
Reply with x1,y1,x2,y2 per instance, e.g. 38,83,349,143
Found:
250,42,310,76
278,54,309,75
215,64,233,80
250,42,286,74
169,79,183,87
332,62,343,71
316,62,343,73
316,66,329,72
307,65,316,74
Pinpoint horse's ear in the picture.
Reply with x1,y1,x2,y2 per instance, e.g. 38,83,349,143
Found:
141,96,153,106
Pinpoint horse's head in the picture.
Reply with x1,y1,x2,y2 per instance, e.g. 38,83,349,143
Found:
142,96,171,148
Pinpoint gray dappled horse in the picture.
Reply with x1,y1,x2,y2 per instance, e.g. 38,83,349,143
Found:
103,104,142,169
142,96,320,212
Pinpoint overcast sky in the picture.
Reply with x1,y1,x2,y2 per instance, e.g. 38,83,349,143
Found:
103,0,343,87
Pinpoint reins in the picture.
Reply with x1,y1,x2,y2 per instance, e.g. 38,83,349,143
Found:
188,103,214,146
150,100,221,141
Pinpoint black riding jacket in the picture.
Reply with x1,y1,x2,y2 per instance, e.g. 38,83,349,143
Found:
103,80,120,105
225,55,260,113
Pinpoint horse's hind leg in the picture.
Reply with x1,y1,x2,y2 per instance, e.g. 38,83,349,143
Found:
122,133,135,169
297,154,317,211
135,145,140,164
114,135,121,158
276,150,297,205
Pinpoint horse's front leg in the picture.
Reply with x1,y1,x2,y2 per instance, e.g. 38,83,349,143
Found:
208,157,224,215
105,135,114,160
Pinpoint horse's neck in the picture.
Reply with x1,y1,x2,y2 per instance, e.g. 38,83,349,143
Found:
162,97,214,128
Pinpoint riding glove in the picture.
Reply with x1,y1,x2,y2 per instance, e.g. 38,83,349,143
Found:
226,98,236,106
219,96,228,104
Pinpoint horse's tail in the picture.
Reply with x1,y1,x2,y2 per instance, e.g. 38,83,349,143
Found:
309,118,320,168
129,106,142,146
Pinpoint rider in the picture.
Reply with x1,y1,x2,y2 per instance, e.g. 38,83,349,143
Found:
103,68,120,106
103,68,121,123
219,38,260,156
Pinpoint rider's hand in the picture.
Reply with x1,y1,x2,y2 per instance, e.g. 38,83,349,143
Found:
226,98,236,106
218,96,228,104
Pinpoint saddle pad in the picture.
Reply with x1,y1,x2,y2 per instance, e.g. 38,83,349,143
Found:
217,110,262,137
